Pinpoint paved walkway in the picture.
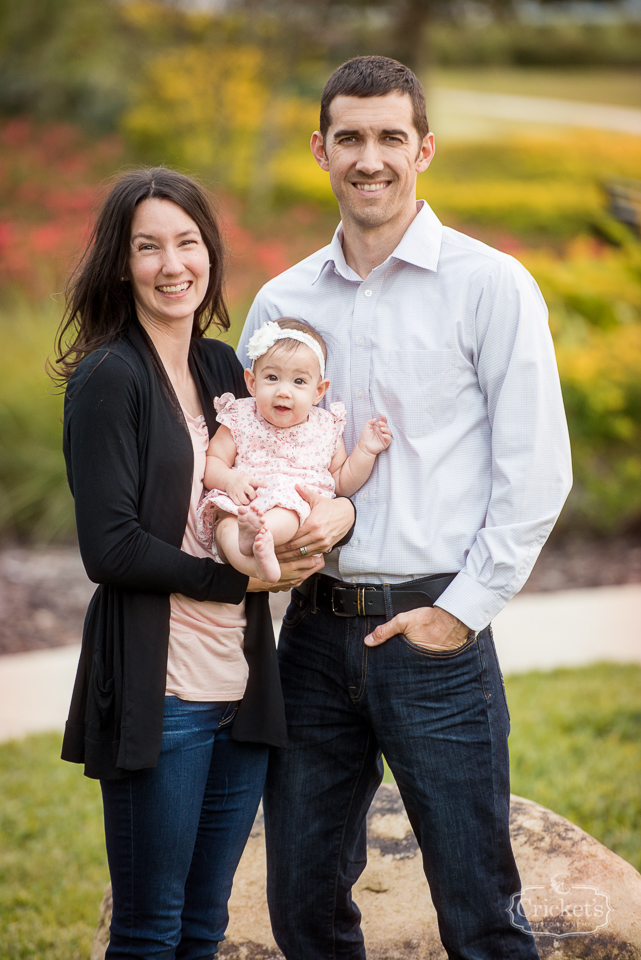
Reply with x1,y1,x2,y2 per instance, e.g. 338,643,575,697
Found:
430,87,641,139
492,582,641,674
1,586,640,743
434,87,641,135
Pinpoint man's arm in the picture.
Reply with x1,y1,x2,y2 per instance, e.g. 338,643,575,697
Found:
434,259,572,632
276,487,356,559
366,257,572,648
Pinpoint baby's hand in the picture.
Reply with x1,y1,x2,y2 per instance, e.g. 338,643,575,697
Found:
226,472,266,506
357,416,392,457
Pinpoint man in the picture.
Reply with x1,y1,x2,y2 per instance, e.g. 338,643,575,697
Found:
238,56,571,960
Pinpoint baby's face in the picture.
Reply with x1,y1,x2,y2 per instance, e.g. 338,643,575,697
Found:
245,342,329,429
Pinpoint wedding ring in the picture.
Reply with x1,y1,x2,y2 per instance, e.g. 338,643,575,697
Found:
300,545,308,556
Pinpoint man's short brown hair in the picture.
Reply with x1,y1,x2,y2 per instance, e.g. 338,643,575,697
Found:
319,56,429,142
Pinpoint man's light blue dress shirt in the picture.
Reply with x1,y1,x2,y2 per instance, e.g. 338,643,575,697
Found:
237,201,572,632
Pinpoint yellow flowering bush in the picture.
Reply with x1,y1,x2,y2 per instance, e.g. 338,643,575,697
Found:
122,43,269,193
425,130,641,240
522,236,641,531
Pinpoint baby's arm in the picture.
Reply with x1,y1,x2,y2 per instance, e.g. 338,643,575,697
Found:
204,425,265,505
331,416,392,498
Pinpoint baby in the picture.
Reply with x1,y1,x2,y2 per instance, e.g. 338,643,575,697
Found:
197,318,391,583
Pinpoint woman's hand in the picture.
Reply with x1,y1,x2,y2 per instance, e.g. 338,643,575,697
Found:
275,487,355,561
246,554,324,593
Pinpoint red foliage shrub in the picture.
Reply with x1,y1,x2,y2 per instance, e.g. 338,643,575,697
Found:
0,118,123,296
0,117,336,307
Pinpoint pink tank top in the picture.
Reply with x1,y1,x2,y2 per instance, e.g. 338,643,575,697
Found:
165,408,248,702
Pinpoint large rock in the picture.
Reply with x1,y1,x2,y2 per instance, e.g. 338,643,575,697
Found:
92,785,641,959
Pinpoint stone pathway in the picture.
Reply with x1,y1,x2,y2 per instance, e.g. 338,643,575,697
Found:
429,87,641,140
0,644,82,744
434,87,641,135
1,584,640,744
492,582,641,674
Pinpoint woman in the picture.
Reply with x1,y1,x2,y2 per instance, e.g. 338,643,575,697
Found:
53,168,355,959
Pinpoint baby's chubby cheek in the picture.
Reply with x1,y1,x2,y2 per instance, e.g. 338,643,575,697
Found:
255,397,282,426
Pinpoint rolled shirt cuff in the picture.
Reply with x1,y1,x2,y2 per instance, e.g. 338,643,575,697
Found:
332,498,357,549
434,570,511,633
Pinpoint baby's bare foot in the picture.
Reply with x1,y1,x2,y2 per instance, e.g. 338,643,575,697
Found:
253,525,281,583
238,504,263,557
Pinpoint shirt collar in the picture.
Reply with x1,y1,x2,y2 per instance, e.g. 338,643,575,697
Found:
391,200,443,272
311,199,443,285
311,223,356,285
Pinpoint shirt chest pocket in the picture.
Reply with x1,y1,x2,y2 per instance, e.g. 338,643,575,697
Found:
383,349,458,438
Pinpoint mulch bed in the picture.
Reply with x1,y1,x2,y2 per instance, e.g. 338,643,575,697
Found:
0,547,94,656
1,537,640,656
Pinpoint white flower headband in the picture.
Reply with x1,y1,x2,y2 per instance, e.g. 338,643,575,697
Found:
246,321,326,378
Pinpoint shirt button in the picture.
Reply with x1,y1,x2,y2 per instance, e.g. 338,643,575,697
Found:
352,538,359,547
351,577,357,583
362,491,369,501
357,337,365,347
364,289,373,297
357,389,364,399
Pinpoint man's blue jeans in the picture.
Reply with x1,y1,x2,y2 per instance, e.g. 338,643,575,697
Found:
101,696,269,959
263,591,539,960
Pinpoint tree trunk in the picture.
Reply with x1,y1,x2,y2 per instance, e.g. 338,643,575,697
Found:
391,0,433,73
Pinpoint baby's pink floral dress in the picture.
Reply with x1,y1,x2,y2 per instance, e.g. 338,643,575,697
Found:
196,394,347,551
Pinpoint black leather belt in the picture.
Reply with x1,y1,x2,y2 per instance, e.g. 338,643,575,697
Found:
295,573,457,618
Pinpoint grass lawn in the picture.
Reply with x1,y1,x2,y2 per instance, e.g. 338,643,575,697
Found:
507,662,641,872
431,67,641,107
0,663,639,957
0,735,107,959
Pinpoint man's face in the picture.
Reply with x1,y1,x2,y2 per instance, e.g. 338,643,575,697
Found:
311,93,434,232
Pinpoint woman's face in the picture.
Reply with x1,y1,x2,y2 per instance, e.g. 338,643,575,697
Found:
127,198,210,332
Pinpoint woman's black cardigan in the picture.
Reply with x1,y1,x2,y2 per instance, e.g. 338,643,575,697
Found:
61,323,288,780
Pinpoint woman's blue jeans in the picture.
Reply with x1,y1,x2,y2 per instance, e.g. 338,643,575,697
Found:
264,593,539,960
101,696,269,959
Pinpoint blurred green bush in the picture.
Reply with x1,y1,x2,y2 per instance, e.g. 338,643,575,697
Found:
0,296,72,542
430,20,641,68
0,0,137,131
524,234,641,534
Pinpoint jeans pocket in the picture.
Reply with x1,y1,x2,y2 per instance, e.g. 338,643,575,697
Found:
281,591,311,629
399,633,477,659
488,625,510,720
218,701,240,727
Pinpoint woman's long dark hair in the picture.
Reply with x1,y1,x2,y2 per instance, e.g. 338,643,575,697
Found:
51,167,230,385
